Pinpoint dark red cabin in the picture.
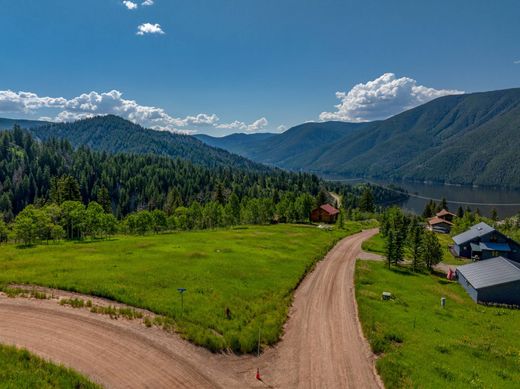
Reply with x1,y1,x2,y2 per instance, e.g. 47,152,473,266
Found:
310,204,340,223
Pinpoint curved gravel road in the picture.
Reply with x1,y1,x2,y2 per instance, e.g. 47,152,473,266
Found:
0,228,382,388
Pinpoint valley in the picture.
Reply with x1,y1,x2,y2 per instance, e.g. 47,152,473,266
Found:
197,88,520,189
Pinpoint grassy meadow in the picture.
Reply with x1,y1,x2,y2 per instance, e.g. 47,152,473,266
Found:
0,223,363,353
361,232,386,255
0,345,98,389
355,260,520,388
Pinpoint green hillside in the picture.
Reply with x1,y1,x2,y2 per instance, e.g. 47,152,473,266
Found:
29,115,270,171
314,88,520,187
197,121,364,168
195,132,275,157
197,88,520,188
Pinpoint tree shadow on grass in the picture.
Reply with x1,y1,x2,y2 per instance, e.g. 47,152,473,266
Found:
15,244,37,250
388,265,418,276
72,238,118,245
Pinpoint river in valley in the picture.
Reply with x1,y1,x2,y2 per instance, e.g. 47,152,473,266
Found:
327,177,520,219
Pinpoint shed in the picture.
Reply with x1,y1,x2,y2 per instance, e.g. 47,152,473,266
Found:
310,204,340,223
456,257,520,306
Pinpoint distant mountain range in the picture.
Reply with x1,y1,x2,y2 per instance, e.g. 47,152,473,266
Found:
24,115,271,171
196,88,520,188
0,117,48,130
3,87,520,188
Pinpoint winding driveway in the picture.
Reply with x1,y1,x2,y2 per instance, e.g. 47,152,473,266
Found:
0,229,382,388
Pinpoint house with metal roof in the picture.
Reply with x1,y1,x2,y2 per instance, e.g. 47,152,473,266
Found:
456,257,520,305
452,222,520,261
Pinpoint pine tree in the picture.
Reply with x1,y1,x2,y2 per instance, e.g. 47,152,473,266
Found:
214,182,226,205
386,229,396,269
0,214,8,243
336,209,345,230
408,218,424,272
97,186,112,213
61,176,82,202
422,201,433,218
163,188,182,216
421,231,443,271
359,188,375,213
491,208,498,222
316,189,328,206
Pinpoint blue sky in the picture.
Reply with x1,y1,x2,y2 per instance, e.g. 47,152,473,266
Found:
1,0,519,135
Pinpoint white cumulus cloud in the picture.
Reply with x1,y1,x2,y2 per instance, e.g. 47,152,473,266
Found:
216,117,269,133
0,89,269,135
0,90,66,113
142,0,154,5
123,1,138,10
137,23,165,35
319,73,464,122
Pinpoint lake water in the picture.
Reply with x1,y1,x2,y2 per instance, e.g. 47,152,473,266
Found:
327,177,520,219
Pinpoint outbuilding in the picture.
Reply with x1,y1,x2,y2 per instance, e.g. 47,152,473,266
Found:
310,204,340,223
456,256,520,306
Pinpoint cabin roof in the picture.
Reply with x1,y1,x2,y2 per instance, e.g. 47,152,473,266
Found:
437,209,456,217
428,216,453,226
318,204,340,215
452,222,495,245
457,256,520,289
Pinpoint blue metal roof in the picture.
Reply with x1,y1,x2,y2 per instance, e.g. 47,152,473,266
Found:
479,242,511,252
457,257,520,289
452,222,495,245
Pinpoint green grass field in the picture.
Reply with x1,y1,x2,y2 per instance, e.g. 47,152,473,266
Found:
0,344,98,389
361,232,386,255
362,232,470,266
0,223,362,353
355,260,520,388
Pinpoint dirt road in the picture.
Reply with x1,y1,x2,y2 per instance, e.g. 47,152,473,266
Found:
0,229,382,388
262,228,383,388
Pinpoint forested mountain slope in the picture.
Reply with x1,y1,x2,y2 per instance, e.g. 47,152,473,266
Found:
0,128,404,221
0,128,322,219
311,88,520,187
29,115,270,171
197,121,365,168
195,133,276,157
197,88,520,187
